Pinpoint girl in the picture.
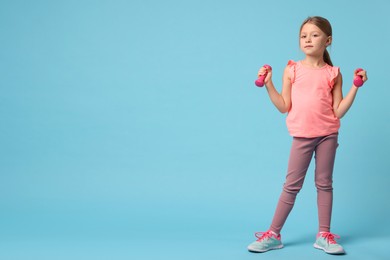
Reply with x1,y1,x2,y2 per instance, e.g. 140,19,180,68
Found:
247,16,367,255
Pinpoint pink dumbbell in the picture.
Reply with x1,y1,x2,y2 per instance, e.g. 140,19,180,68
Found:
353,68,364,87
255,64,272,87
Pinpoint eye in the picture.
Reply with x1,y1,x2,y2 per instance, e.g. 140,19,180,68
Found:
300,35,306,38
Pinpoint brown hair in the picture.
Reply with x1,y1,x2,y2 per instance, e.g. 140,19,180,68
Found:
300,16,333,66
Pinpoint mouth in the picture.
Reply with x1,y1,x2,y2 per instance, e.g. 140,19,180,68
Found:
304,45,313,48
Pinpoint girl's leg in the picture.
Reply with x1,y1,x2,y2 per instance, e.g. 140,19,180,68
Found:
314,133,339,232
270,137,316,234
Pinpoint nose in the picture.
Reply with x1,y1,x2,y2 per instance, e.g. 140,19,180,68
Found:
305,36,311,42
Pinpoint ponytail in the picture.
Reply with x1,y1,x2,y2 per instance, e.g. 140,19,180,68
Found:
323,49,333,66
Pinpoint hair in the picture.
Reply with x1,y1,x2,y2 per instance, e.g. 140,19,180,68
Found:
300,16,333,66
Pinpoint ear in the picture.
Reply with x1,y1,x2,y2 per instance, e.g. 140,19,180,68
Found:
326,36,332,46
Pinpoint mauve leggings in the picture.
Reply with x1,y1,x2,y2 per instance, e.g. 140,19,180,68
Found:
270,133,339,234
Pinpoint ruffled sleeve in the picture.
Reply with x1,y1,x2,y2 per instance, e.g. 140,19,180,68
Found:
328,66,340,88
287,60,296,84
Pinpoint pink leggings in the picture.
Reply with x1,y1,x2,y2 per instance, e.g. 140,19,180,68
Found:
270,133,339,234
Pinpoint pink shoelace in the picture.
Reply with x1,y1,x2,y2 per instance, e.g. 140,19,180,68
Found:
255,230,279,241
319,232,340,244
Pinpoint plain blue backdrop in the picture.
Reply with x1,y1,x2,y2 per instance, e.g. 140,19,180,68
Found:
1,0,389,259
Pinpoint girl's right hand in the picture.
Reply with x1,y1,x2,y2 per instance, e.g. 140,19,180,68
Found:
258,66,272,85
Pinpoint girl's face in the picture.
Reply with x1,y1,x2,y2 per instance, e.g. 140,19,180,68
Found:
299,23,331,57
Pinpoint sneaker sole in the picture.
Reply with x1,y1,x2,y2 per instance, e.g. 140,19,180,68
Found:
248,244,284,253
313,243,345,255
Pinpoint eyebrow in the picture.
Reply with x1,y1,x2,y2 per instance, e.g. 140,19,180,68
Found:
300,31,321,35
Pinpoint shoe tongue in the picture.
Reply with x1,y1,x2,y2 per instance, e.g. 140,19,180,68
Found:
258,232,272,241
322,233,336,243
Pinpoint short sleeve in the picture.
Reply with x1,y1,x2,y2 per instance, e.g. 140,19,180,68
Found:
329,66,340,87
287,60,296,83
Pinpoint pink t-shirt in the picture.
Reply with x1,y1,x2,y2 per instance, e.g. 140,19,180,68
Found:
286,60,340,138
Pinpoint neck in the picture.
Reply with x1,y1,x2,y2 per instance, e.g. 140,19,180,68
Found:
302,56,326,68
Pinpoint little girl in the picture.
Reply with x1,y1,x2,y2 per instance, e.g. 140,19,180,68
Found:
248,16,367,255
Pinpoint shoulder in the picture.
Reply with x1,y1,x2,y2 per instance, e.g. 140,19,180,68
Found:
326,64,342,87
287,60,297,67
285,60,299,82
285,60,299,74
327,63,340,75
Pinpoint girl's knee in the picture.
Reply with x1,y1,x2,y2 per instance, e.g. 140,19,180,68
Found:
315,179,333,191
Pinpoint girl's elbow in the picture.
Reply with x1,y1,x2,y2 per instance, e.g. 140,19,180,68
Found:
334,109,344,119
280,103,291,114
278,106,289,114
334,110,340,119
274,100,290,113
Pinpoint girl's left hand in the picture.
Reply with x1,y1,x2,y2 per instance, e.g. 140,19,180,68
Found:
355,69,368,83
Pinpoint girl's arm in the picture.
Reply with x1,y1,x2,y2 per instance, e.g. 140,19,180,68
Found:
262,66,292,113
332,70,368,119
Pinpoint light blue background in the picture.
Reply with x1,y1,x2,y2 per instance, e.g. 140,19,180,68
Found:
1,0,389,259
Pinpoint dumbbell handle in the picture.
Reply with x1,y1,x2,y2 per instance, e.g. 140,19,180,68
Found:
255,65,272,87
